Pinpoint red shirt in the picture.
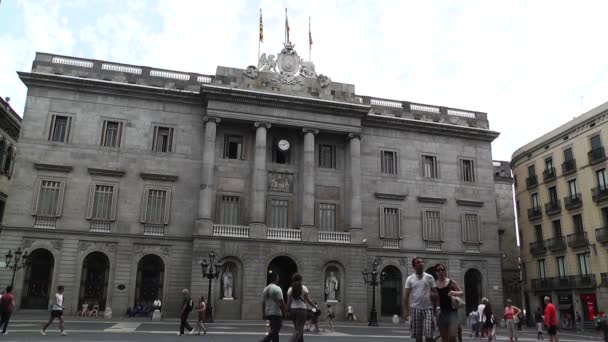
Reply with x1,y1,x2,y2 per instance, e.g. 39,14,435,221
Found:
544,303,557,326
0,292,15,312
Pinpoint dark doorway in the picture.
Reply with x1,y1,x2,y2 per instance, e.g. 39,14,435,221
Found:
135,254,164,309
380,266,402,316
79,252,110,310
464,268,483,314
21,248,54,309
267,256,298,300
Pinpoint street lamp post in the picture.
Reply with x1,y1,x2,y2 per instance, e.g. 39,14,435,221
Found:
199,250,222,323
362,258,381,327
5,247,29,288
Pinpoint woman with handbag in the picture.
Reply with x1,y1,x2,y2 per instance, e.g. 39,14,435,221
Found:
504,299,522,342
286,273,317,342
480,302,496,342
435,263,464,342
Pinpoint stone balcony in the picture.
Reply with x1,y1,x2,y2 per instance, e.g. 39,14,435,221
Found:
211,224,354,244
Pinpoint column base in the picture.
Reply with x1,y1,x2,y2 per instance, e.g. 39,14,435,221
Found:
347,227,366,244
249,222,267,239
300,225,318,242
195,219,213,236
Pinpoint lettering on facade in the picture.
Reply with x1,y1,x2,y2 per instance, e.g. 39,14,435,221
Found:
268,172,293,193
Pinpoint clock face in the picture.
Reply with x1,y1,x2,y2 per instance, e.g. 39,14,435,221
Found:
278,139,290,151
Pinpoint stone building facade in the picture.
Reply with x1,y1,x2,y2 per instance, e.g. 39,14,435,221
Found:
0,96,21,226
0,50,507,319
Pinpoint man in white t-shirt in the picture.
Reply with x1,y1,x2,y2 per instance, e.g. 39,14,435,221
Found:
41,286,67,336
477,297,488,338
260,272,286,342
404,257,438,342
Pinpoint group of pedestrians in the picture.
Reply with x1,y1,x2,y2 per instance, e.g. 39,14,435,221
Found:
177,289,208,336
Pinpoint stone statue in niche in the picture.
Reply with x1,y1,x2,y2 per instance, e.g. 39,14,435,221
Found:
325,269,339,302
222,266,234,300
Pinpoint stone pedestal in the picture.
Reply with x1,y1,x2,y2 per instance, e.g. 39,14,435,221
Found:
152,309,162,321
300,225,317,242
250,223,267,239
195,219,213,236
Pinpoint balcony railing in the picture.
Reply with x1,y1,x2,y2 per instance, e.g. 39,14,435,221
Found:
425,240,442,251
566,232,589,248
529,240,547,255
382,238,400,249
531,275,596,291
601,273,608,287
561,159,577,175
213,224,250,238
143,223,165,236
527,207,543,221
318,231,351,244
546,237,567,251
267,228,301,241
592,186,608,203
564,194,582,210
531,278,553,291
595,226,608,243
34,216,57,229
463,242,481,253
588,147,606,165
574,274,597,288
526,175,538,189
544,200,561,216
543,167,557,182
90,220,112,233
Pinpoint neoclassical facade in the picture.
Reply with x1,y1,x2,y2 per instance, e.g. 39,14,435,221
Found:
0,50,508,319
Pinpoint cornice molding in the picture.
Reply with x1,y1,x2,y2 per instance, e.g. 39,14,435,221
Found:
374,192,407,201
88,168,125,177
34,163,73,173
455,199,484,207
140,172,178,182
417,196,447,204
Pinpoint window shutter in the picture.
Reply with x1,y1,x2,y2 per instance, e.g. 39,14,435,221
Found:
168,128,174,153
48,115,56,140
32,178,42,215
86,184,95,219
55,180,66,217
101,121,107,146
151,126,157,151
163,189,172,225
140,188,149,223
110,186,119,221
379,207,385,238
398,208,403,238
314,201,319,229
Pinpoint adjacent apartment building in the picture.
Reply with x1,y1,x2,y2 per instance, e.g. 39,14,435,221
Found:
512,102,608,328
0,48,508,319
0,96,21,224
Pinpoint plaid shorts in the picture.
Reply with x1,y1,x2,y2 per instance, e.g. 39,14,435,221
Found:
411,308,434,338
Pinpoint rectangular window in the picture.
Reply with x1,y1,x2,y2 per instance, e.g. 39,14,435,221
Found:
219,195,241,225
88,184,116,220
538,259,547,279
552,220,562,237
597,169,608,191
568,179,578,198
152,126,174,153
141,189,170,224
528,164,536,177
602,207,608,226
577,253,591,276
545,157,554,170
101,121,123,148
564,147,573,161
462,213,480,243
380,207,400,238
35,180,63,216
269,199,289,228
422,210,442,241
573,214,584,234
461,159,475,182
548,186,558,204
422,155,438,178
48,115,72,143
557,256,567,278
319,203,337,231
381,151,398,174
319,144,336,168
534,224,544,242
223,135,244,159
531,193,540,209
591,134,602,149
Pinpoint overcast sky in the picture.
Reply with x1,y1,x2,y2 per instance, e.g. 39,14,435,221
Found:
2,0,608,161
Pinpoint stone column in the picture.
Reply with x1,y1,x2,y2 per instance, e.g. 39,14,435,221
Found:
301,128,318,229
250,122,271,227
348,133,362,230
196,117,220,234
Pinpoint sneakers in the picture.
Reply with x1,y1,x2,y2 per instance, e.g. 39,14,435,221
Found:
189,329,195,335
41,330,47,336
61,331,68,336
2,332,7,336
177,332,183,336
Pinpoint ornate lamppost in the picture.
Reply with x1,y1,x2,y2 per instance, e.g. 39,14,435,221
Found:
5,247,29,288
362,258,381,327
199,250,222,323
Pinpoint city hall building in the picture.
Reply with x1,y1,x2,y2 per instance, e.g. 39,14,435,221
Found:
0,47,509,319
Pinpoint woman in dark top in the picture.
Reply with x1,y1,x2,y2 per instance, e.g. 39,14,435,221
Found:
480,302,495,342
435,263,464,342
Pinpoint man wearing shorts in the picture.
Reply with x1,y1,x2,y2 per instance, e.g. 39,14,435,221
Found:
544,296,559,342
41,286,67,336
404,257,438,342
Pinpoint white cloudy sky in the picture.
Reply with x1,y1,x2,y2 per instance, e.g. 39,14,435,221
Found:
2,0,608,161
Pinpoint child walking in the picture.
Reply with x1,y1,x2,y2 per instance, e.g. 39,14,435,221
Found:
326,304,335,330
196,296,207,335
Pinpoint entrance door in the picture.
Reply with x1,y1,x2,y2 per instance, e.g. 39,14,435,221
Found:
79,252,110,310
380,266,402,316
21,248,54,309
464,269,483,314
135,254,164,309
267,256,298,300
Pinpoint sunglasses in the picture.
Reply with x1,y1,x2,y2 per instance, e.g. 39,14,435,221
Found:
436,268,445,271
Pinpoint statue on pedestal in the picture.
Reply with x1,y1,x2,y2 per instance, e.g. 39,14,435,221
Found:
222,268,234,300
325,271,339,302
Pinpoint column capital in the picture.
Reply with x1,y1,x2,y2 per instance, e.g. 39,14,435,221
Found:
302,128,319,135
253,122,272,129
347,133,362,140
203,116,221,124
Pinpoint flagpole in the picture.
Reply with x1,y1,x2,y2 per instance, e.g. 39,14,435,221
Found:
284,8,287,44
309,16,311,62
258,9,261,62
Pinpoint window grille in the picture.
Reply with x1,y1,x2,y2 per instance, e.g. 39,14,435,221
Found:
461,159,475,182
381,151,398,174
319,203,336,231
319,144,336,168
270,199,289,228
152,126,174,152
422,210,442,241
380,207,401,238
87,184,117,221
141,189,170,224
101,121,123,148
48,115,71,143
220,195,241,225
422,155,438,178
462,213,480,243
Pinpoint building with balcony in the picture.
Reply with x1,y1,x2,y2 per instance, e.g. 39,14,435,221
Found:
512,101,608,328
0,96,21,225
0,50,507,319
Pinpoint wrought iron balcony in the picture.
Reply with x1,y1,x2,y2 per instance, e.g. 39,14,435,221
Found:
553,276,573,290
546,236,567,252
544,200,561,216
531,275,596,291
601,273,608,287
543,167,557,182
527,207,543,221
564,194,582,210
526,175,538,189
592,186,608,203
566,232,589,248
529,240,547,255
595,226,608,243
561,159,577,175
588,147,606,165
573,274,596,289
531,278,553,291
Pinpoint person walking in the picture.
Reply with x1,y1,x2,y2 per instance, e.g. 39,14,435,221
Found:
41,286,67,336
286,273,317,342
435,263,463,342
404,257,438,342
260,272,286,342
0,286,15,336
177,289,195,336
543,296,559,342
535,307,544,340
504,299,522,342
326,304,335,330
477,297,488,338
195,296,207,335
468,310,480,337
480,301,496,342
576,311,583,333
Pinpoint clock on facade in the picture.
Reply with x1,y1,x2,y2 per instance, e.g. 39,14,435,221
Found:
278,139,290,151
